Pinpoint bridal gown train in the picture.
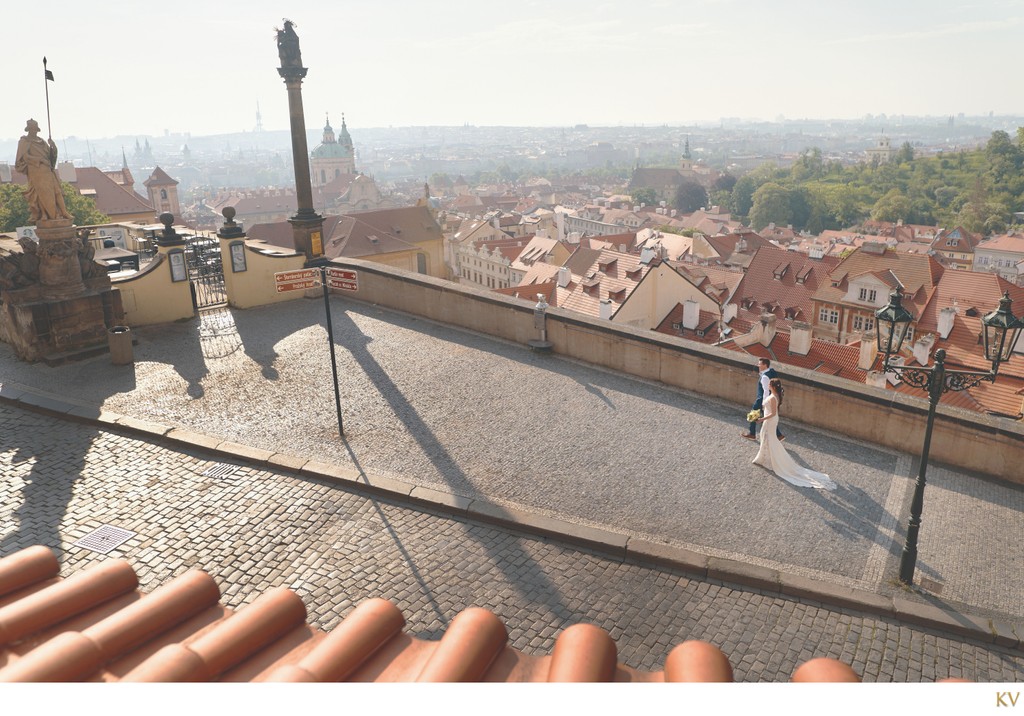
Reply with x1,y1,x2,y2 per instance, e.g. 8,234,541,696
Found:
752,395,836,490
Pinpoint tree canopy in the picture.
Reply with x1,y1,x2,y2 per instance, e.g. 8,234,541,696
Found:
673,179,708,213
630,187,658,207
725,129,1024,235
0,182,109,232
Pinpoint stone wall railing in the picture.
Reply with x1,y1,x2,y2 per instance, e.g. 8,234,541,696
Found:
330,257,1023,484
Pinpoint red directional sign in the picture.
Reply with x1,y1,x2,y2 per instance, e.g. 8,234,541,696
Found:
274,268,320,293
325,267,358,291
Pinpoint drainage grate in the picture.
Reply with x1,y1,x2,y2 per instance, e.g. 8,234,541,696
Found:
202,462,242,479
72,525,137,554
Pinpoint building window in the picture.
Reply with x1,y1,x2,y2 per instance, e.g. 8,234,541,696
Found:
858,287,877,303
852,315,875,332
818,307,838,325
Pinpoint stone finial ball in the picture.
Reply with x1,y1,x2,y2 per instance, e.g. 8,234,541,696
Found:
159,212,174,228
223,207,237,222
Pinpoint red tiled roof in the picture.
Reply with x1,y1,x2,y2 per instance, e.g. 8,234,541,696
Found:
767,332,869,383
209,189,296,219
654,304,722,343
814,247,944,318
249,206,442,260
0,545,863,683
557,248,653,318
143,167,178,188
494,281,556,305
704,231,772,262
977,232,1024,253
932,226,981,252
6,165,155,219
733,246,840,330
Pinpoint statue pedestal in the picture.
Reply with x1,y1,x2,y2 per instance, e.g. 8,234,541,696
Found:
0,220,124,363
36,218,86,300
0,280,124,363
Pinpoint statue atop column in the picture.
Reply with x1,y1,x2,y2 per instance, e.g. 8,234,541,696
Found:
15,118,70,223
276,20,303,70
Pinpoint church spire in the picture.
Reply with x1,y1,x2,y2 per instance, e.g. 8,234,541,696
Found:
322,112,336,144
339,112,352,150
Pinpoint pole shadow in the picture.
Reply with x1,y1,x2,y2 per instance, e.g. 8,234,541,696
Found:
327,302,576,621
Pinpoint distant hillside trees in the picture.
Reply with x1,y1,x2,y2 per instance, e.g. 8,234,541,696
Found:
727,129,1024,234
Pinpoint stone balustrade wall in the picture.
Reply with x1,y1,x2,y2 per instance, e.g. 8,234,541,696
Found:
329,257,1024,484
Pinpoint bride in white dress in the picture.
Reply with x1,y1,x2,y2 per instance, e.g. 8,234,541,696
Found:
752,378,836,490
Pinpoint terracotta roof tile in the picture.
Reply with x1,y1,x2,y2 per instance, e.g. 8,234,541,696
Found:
0,546,872,683
143,167,178,188
734,246,840,330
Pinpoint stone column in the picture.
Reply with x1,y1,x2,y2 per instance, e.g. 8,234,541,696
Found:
276,20,325,264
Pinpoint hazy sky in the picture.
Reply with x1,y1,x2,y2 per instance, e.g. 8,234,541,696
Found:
4,0,1022,142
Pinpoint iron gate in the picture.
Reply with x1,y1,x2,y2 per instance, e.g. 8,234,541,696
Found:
187,235,226,310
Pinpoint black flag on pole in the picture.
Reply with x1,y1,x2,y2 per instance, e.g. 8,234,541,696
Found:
43,57,54,81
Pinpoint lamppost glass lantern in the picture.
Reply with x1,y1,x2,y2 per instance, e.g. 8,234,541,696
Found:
874,290,914,360
982,292,1023,366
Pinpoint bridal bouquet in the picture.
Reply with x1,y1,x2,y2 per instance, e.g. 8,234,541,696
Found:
746,409,761,423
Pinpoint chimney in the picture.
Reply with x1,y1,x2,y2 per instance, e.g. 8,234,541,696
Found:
557,266,571,288
865,370,887,389
599,298,613,320
885,355,905,385
556,211,566,240
911,333,935,366
670,210,677,217
57,161,77,183
937,306,956,339
759,313,777,347
723,302,737,323
682,299,700,330
859,332,878,370
789,321,812,356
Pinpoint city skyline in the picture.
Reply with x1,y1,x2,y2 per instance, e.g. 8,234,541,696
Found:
4,0,1023,144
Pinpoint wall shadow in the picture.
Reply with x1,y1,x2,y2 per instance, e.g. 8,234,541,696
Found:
328,303,574,618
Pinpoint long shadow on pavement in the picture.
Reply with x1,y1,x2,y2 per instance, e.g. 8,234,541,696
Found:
0,368,136,562
329,307,576,622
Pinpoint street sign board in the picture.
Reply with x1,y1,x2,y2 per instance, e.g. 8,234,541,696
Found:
325,267,358,291
274,268,320,293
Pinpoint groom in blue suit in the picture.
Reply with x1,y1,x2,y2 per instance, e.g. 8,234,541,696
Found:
743,357,784,440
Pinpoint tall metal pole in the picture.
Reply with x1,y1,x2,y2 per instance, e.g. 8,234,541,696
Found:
897,349,946,585
43,57,53,140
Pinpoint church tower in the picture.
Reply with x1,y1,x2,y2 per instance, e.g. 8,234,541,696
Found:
310,113,356,188
144,167,181,219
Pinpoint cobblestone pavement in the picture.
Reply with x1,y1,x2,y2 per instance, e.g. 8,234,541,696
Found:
0,300,1022,624
0,403,1021,682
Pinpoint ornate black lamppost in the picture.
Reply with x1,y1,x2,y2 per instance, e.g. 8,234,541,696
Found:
875,290,1023,585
